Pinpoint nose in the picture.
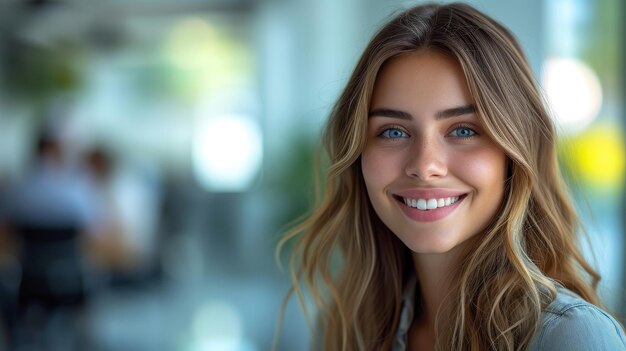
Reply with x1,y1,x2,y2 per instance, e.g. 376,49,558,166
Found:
404,136,448,180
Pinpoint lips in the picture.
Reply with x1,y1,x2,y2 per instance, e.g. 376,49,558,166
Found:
393,189,467,222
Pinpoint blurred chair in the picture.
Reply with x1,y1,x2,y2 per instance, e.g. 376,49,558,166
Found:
16,225,85,310
10,224,88,351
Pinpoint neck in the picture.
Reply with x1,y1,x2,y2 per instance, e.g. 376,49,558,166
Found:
411,249,462,328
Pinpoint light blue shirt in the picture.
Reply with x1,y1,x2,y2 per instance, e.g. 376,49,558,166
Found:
393,279,626,350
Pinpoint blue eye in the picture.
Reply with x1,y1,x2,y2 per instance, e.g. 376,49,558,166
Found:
380,128,409,139
449,126,476,138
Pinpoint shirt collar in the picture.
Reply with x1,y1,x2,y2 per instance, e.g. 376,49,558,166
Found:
392,275,417,351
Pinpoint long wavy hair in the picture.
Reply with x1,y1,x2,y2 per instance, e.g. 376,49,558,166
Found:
278,3,602,350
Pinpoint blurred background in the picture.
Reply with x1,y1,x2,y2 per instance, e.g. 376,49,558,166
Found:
0,0,623,350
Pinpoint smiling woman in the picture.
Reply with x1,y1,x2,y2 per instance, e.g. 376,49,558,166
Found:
277,3,626,351
362,51,507,255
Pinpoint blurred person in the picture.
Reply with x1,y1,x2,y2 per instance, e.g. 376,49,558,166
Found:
80,146,134,274
81,145,162,286
278,3,626,351
0,128,99,350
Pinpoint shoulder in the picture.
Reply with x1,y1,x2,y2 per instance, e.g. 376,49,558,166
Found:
530,288,626,351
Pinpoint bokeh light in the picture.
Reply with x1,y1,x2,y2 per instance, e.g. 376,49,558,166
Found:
187,300,256,351
542,57,603,134
163,18,252,98
560,122,626,193
192,114,262,192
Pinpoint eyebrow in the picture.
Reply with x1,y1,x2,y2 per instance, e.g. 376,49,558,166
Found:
368,104,476,120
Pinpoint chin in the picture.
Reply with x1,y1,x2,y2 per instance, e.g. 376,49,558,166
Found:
402,237,459,255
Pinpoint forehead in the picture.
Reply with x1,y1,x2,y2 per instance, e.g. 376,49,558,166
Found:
370,50,474,115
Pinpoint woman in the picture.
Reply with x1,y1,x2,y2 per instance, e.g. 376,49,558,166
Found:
279,3,626,350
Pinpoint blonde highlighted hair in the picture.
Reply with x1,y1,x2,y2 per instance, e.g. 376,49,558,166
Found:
278,3,602,350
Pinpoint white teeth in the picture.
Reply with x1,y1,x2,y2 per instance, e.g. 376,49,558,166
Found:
417,199,427,210
402,195,462,211
427,199,437,209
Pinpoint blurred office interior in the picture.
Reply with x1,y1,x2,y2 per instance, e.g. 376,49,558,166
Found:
0,0,623,350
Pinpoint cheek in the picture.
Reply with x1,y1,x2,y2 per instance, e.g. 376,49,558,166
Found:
360,149,388,189
457,148,507,196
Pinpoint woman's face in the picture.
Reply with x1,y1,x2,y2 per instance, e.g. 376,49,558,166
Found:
361,50,507,254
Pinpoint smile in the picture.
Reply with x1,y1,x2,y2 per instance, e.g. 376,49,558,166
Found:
393,192,467,222
401,196,460,211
